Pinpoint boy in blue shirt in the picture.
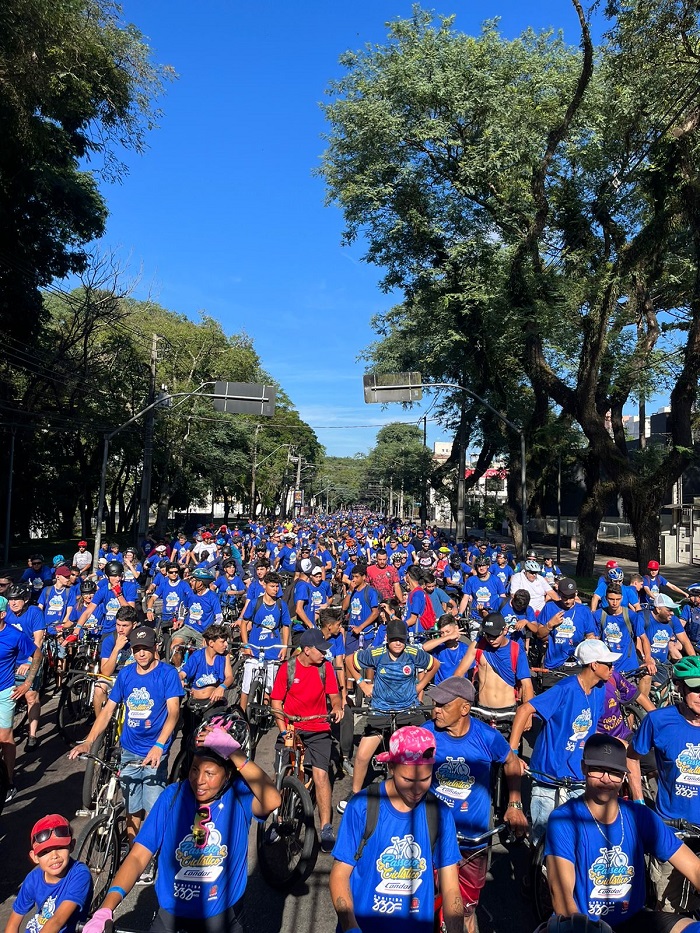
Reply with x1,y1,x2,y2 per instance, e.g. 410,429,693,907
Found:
424,614,473,683
7,814,92,933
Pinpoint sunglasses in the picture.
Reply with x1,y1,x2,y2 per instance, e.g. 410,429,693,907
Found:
0,582,9,587
31,561,42,566
192,805,211,847
32,825,72,846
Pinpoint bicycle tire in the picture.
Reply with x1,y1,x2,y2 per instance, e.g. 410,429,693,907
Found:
57,675,95,747
82,732,108,812
256,774,317,889
168,744,189,784
531,835,553,922
247,680,266,762
75,808,126,912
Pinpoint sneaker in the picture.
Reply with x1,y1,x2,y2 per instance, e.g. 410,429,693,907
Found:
337,792,353,815
320,823,335,853
342,759,354,777
136,861,156,885
264,825,281,845
26,736,39,750
5,786,17,803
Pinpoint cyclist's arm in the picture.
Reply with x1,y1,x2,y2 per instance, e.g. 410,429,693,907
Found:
416,657,438,694
101,842,153,911
358,606,380,631
675,629,696,657
270,698,285,732
669,841,700,891
546,855,580,916
625,746,645,800
667,581,689,598
100,649,121,678
590,594,601,612
69,698,118,755
223,654,234,688
438,863,463,933
453,641,477,679
295,600,313,629
508,700,535,753
329,861,359,932
518,676,535,705
76,600,98,628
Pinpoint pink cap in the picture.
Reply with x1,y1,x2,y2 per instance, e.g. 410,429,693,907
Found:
376,726,436,766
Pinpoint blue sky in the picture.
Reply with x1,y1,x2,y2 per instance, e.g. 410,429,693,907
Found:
92,0,587,456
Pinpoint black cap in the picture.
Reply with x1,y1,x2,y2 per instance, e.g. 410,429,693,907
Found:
481,612,507,636
558,577,577,597
386,619,409,642
582,734,629,774
130,625,157,649
299,628,331,652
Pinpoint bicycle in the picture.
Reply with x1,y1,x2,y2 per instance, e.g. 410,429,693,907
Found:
57,670,114,748
167,697,250,783
470,704,518,827
433,824,506,928
348,705,431,781
255,711,330,888
74,752,128,912
80,699,124,814
243,643,288,759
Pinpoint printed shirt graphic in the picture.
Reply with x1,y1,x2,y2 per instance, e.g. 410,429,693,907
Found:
545,798,680,925
632,705,700,821
594,609,644,672
645,614,685,662
501,602,537,643
183,588,222,634
109,661,184,757
462,575,505,620
424,719,509,841
332,784,460,933
530,675,605,781
243,598,291,659
182,648,226,689
538,602,596,669
14,859,92,933
136,780,253,918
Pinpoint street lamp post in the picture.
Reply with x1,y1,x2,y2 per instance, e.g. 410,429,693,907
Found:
364,373,528,554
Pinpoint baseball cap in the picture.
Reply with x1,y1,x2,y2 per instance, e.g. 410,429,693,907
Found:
376,725,436,765
430,676,475,704
655,593,680,610
582,733,629,774
574,639,621,665
481,612,507,636
155,545,167,552
130,625,157,649
31,814,73,855
605,560,619,570
54,566,71,579
558,577,577,598
299,628,331,652
309,566,323,577
78,540,87,547
386,619,409,642
300,558,313,574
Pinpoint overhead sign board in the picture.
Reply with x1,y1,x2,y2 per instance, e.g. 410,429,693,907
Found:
212,382,276,417
363,372,423,404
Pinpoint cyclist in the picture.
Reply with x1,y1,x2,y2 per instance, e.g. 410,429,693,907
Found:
289,559,315,646
213,559,245,609
593,582,654,675
492,549,515,592
403,565,433,636
642,560,689,607
171,568,223,665
425,677,527,933
7,583,45,749
171,531,192,566
680,583,700,650
540,554,562,589
330,725,463,933
338,619,438,814
342,563,380,658
502,589,539,645
69,625,184,846
366,548,402,603
628,656,700,914
510,560,558,615
72,540,93,574
270,627,343,853
546,733,700,933
20,554,53,603
239,571,290,713
459,556,506,624
536,578,596,678
274,533,298,582
508,639,618,842
424,613,473,683
76,560,137,638
65,579,102,640
180,623,233,711
6,813,92,933
146,561,188,626
424,571,452,621
81,719,281,933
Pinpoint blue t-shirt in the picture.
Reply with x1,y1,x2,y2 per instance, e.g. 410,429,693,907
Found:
155,578,190,620
89,581,138,635
332,783,460,933
545,797,680,925
13,858,92,933
242,596,291,660
38,585,75,635
109,661,184,757
0,623,36,690
593,608,644,672
538,601,596,669
501,601,537,643
592,579,632,609
430,641,471,683
424,718,510,842
277,546,297,573
474,638,531,688
245,579,266,602
644,610,685,662
462,574,505,620
347,585,379,636
632,705,700,821
136,779,253,918
403,588,426,632
529,675,606,783
182,648,226,689
214,575,245,597
325,631,345,661
641,574,668,606
680,604,700,647
20,565,53,599
183,588,222,635
308,581,332,624
354,644,433,712
491,564,514,591
100,633,134,671
6,605,45,642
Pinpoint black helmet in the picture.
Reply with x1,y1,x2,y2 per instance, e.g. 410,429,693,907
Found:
104,560,123,577
449,554,462,567
80,579,98,596
474,556,490,569
7,583,30,601
534,915,613,933
191,709,250,765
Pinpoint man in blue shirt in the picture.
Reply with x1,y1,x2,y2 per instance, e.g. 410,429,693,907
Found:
594,583,652,674
20,554,53,604
459,557,506,624
77,560,137,637
537,577,596,674
171,569,222,665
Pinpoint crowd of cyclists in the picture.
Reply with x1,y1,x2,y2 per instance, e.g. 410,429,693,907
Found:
2,516,700,933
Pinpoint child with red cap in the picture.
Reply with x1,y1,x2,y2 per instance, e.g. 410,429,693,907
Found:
6,814,92,933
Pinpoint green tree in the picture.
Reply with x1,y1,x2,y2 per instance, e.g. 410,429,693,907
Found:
364,423,432,518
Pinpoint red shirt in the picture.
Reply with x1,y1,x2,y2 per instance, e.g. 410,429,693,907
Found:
366,564,399,601
270,659,338,732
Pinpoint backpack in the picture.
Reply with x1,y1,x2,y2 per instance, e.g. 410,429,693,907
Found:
472,638,520,698
419,588,437,630
285,654,326,692
601,607,639,661
252,595,284,623
284,580,298,619
353,783,440,861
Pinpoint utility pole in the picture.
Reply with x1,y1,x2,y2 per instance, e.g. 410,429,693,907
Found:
137,334,158,544
421,414,428,525
250,423,261,518
456,401,467,543
294,450,302,518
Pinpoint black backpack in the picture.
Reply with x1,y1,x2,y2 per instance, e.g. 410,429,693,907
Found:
353,783,440,860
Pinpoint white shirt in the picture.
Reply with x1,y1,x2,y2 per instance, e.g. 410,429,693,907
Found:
509,571,554,613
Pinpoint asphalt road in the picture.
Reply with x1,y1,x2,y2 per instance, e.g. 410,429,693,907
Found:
0,693,539,933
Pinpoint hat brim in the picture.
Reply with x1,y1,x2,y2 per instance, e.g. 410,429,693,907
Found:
681,677,700,688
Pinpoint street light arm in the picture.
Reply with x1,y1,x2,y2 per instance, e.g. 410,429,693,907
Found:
106,381,217,441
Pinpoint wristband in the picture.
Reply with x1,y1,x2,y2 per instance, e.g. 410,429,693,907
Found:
238,758,250,770
507,801,523,810
510,748,519,756
107,886,126,899
154,741,165,750
634,798,645,804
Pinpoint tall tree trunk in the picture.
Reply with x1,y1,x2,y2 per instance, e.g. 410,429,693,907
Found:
154,455,172,538
621,479,664,571
576,455,614,577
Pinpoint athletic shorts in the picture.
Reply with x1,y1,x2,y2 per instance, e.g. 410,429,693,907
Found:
275,730,332,771
149,898,244,933
174,625,204,646
363,709,427,737
14,660,44,693
613,909,683,933
0,686,15,729
457,850,489,912
242,657,279,694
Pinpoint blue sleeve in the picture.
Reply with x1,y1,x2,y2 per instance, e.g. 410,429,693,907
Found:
530,681,565,721
280,602,292,627
332,792,365,865
13,869,39,916
672,617,685,636
166,663,186,698
630,711,654,757
515,646,531,680
181,654,196,683
415,647,434,670
630,611,645,638
61,861,92,910
368,588,379,609
581,607,596,636
355,647,374,669
434,801,461,869
594,580,607,599
134,783,173,854
488,727,512,765
544,803,576,862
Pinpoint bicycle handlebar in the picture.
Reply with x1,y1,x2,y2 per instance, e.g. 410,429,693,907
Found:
663,817,700,836
525,768,585,788
470,706,516,721
457,824,506,848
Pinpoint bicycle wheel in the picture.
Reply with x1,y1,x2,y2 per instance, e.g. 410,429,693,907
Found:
57,675,95,747
531,835,553,922
75,808,126,912
168,744,190,784
82,732,109,812
247,680,266,762
229,655,244,707
256,774,317,888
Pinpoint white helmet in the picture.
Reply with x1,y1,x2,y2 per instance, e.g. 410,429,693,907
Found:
525,559,541,573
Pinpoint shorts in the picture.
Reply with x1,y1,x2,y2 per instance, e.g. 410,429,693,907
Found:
345,630,375,655
0,685,15,730
457,850,489,913
530,781,584,845
242,657,279,695
14,659,44,693
174,625,204,646
613,909,683,933
119,748,168,815
649,855,700,914
149,898,244,933
276,730,332,771
363,709,427,737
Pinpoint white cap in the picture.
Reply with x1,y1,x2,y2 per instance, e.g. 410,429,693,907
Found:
654,593,680,609
575,639,621,665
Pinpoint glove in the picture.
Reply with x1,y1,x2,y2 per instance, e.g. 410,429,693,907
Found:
81,908,113,933
200,726,241,759
111,584,122,596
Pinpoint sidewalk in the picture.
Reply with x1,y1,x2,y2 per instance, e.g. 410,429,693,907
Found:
542,544,700,592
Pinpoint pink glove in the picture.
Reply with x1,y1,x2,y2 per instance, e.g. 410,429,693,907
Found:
200,726,241,759
81,908,113,933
